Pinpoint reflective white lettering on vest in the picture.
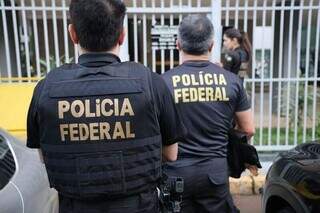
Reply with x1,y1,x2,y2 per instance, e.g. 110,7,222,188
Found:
85,99,96,117
79,123,89,141
126,122,135,138
101,99,113,116
89,123,99,140
58,101,70,119
95,99,101,117
69,123,79,141
100,122,111,140
113,122,125,139
121,98,134,116
71,100,85,118
57,98,136,142
60,124,69,141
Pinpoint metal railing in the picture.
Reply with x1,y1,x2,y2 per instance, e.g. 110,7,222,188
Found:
220,0,320,150
0,0,319,151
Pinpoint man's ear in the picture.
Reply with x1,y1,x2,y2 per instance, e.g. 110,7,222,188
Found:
68,24,79,45
118,28,126,46
208,40,214,52
176,39,181,51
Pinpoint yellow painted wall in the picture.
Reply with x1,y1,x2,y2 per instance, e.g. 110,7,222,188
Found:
0,83,36,139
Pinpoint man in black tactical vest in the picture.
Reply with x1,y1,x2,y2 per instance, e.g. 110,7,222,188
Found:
26,1,185,212
162,15,256,213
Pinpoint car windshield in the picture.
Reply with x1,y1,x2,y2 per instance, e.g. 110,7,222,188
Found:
0,135,16,190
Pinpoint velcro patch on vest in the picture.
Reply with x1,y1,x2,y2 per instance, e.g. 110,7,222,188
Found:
49,78,142,98
57,98,136,142
48,78,145,142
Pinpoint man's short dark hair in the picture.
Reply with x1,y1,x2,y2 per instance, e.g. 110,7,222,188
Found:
178,15,214,55
69,0,126,52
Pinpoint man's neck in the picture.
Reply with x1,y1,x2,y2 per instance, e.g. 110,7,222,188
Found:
78,45,120,57
180,51,211,64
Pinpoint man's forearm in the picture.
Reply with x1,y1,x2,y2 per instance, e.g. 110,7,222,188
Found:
37,149,44,163
162,143,178,162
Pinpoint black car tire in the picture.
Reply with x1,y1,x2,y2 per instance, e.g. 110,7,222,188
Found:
277,206,296,213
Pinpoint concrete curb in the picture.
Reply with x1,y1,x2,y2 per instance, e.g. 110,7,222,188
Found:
229,175,266,195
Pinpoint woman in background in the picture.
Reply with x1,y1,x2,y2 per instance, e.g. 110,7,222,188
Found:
222,28,252,81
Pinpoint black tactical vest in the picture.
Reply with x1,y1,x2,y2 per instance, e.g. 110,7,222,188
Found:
37,61,162,199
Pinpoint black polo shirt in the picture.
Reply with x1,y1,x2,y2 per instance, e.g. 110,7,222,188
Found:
27,53,185,148
162,60,250,163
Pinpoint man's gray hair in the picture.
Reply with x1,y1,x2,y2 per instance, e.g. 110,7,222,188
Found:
178,15,214,55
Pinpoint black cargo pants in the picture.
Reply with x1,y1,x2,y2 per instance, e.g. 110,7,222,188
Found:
164,158,238,213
